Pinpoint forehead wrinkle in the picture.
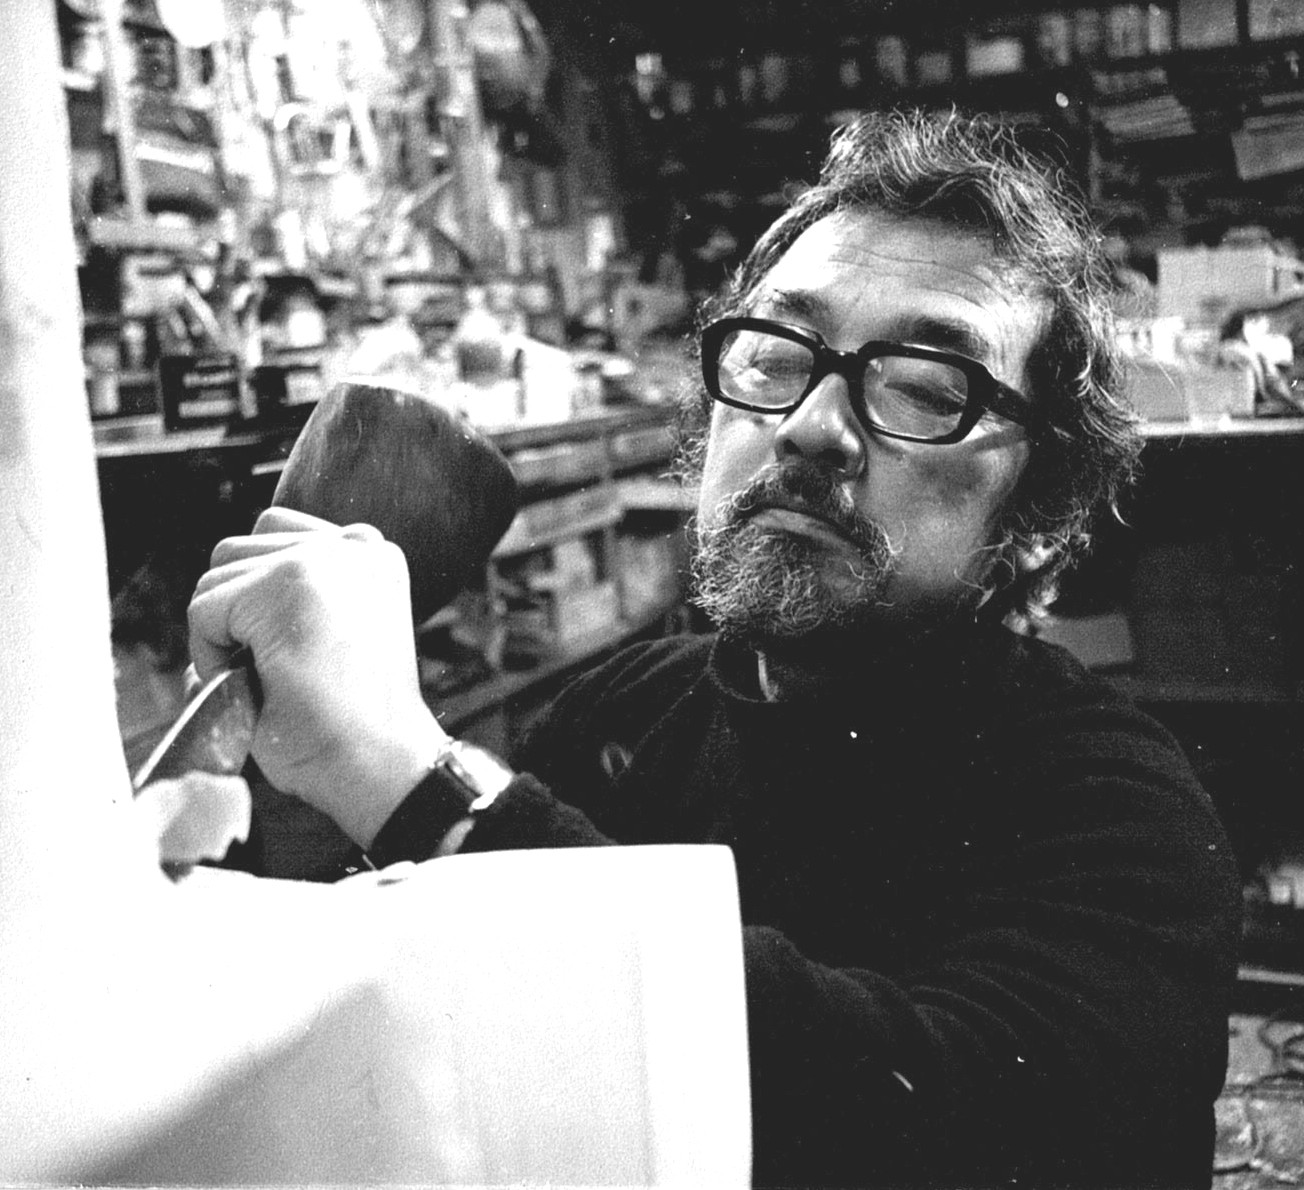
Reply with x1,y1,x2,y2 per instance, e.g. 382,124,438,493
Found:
750,211,1053,391
796,223,1024,300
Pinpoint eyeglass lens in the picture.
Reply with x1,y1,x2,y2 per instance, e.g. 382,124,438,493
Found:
715,326,971,440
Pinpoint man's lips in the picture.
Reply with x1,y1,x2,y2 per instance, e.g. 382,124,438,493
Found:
744,503,860,549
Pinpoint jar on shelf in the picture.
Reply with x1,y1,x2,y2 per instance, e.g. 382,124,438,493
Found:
1073,8,1106,59
1146,3,1175,52
453,285,507,384
836,40,864,97
1106,5,1147,57
1036,12,1074,66
873,36,910,88
913,45,954,87
453,284,524,426
84,331,120,418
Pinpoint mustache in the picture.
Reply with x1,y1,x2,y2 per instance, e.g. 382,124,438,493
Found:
719,461,888,557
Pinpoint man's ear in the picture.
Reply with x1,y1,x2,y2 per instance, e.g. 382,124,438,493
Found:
1009,534,1062,623
1014,535,1057,575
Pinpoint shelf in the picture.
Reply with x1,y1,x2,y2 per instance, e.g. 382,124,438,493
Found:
509,438,610,488
1108,674,1302,706
93,416,288,460
622,18,1304,304
491,405,675,455
1140,416,1304,440
93,402,678,462
1240,965,1304,989
492,505,623,559
84,216,208,255
610,421,678,471
253,262,359,302
613,475,696,513
262,346,325,368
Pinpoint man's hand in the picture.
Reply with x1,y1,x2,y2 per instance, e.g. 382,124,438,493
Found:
188,507,450,848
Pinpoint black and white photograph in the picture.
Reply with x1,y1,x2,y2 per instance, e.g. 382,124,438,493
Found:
3,0,1304,1185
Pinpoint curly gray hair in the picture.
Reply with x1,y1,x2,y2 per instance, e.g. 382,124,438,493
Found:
678,108,1141,625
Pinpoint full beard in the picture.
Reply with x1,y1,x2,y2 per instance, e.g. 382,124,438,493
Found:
690,460,899,649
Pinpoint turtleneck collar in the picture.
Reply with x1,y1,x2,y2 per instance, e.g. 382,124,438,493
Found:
707,617,1015,712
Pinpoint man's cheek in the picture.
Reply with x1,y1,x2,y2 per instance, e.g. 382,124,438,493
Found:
905,443,1027,531
698,418,773,523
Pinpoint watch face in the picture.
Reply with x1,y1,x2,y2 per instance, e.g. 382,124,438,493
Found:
445,741,515,808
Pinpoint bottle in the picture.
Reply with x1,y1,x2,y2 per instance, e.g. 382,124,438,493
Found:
85,333,120,417
453,285,506,384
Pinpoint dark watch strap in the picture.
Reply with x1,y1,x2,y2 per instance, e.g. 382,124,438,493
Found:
364,762,477,868
363,740,516,868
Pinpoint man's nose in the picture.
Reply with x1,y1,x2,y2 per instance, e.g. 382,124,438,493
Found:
773,373,866,477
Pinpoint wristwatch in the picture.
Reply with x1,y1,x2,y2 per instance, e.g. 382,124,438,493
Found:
364,738,515,867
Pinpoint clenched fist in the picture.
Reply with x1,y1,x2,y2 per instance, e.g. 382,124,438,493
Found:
188,507,449,847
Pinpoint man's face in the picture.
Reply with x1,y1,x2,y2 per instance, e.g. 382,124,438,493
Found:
693,209,1048,643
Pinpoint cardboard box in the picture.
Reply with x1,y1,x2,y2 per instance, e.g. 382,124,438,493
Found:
1185,363,1256,421
1125,358,1189,421
1249,0,1304,39
1177,0,1239,48
1232,116,1304,181
1157,244,1304,321
157,352,243,430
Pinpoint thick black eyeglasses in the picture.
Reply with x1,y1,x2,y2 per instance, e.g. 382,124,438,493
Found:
700,316,1038,445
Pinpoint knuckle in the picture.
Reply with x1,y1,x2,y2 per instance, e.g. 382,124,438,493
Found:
209,536,237,569
253,508,286,534
279,550,316,585
343,521,384,543
186,590,211,629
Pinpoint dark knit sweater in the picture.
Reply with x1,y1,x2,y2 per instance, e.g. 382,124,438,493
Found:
386,625,1241,1188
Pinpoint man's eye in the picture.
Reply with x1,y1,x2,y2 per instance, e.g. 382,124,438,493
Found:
722,338,809,386
890,381,967,414
751,353,808,380
874,358,969,412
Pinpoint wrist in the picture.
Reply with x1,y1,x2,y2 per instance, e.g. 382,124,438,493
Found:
331,710,453,849
365,737,515,867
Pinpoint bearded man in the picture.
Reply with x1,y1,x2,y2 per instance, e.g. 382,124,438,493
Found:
189,111,1240,1188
